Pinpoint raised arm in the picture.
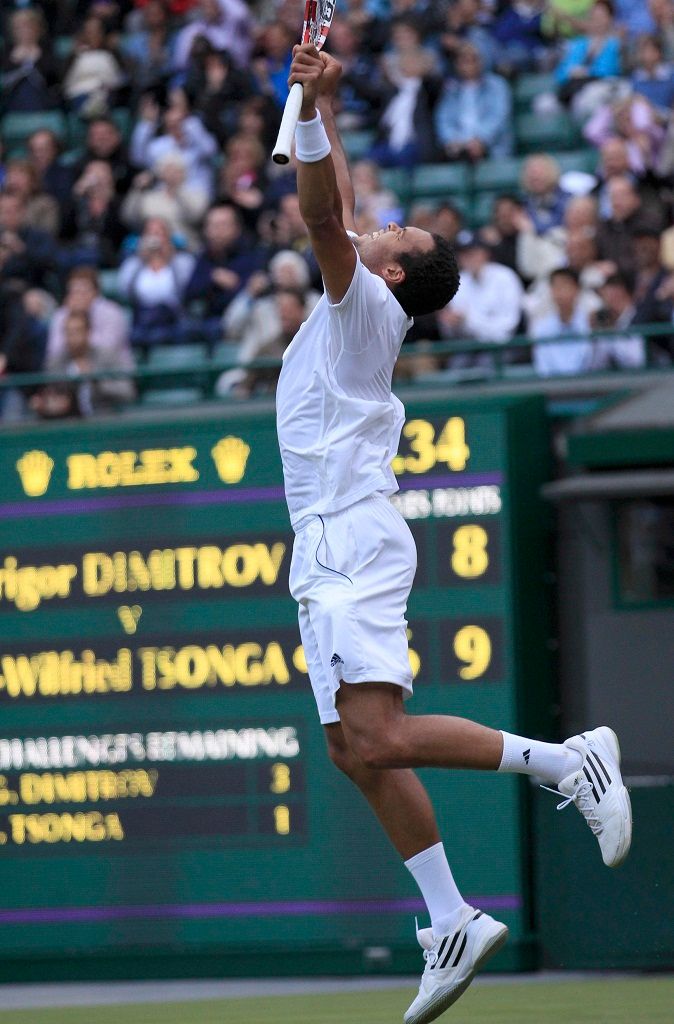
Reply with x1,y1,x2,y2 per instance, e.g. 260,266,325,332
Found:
290,45,356,302
316,61,357,233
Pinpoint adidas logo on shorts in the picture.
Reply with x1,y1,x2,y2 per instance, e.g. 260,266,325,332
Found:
330,652,344,667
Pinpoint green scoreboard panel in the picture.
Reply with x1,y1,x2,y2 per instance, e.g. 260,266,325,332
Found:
0,394,550,980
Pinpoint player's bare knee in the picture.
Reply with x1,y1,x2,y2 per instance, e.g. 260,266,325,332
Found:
325,729,360,777
348,726,407,770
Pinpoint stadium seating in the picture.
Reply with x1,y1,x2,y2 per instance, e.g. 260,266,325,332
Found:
341,130,376,161
1,110,68,155
513,73,558,112
211,341,243,367
141,387,205,406
515,111,581,152
473,157,524,195
378,168,413,207
146,343,210,392
472,191,499,226
555,149,600,175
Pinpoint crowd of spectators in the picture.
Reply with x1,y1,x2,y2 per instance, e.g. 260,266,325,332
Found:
1,0,674,419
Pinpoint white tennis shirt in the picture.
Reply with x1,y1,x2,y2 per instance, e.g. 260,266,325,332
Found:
276,246,412,529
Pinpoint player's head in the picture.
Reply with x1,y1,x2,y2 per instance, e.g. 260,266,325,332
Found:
354,223,460,317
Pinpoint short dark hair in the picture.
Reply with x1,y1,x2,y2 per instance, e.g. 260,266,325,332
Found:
601,271,633,293
550,266,580,287
394,234,460,317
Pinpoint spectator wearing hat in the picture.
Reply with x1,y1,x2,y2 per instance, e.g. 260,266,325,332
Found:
438,232,524,365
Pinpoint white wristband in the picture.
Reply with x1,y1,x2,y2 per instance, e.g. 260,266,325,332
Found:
295,112,331,163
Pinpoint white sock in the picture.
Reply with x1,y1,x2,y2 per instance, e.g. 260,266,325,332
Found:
404,842,467,937
498,731,582,784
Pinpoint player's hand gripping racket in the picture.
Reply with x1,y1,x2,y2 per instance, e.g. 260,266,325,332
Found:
272,0,336,165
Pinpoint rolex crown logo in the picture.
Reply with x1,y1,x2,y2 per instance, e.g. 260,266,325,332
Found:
16,449,54,497
211,436,250,485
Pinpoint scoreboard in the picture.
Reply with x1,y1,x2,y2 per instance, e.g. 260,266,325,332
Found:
0,394,551,979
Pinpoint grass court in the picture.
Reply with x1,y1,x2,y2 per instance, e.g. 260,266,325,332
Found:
1,977,673,1024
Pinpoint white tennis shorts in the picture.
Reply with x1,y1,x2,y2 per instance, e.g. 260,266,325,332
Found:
289,492,417,724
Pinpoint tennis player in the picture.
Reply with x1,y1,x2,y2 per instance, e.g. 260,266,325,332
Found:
276,45,632,1024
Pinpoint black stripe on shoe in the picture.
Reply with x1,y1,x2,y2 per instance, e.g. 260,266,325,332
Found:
585,753,607,795
473,911,483,920
593,752,612,786
583,766,600,803
431,936,449,969
438,929,462,970
451,933,469,968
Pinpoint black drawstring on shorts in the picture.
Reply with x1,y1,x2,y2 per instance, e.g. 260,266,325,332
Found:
315,515,353,584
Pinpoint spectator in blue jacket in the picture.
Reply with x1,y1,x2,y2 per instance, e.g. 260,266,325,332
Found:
183,203,266,343
434,44,513,161
555,1,621,88
439,0,498,73
492,1,546,74
631,35,674,115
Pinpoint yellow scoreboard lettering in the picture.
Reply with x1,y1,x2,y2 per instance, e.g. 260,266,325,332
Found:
270,764,291,794
451,525,489,579
67,448,200,490
274,805,291,835
0,400,551,970
453,625,492,681
392,417,470,476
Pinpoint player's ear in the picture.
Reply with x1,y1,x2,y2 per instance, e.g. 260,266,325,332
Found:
382,262,405,287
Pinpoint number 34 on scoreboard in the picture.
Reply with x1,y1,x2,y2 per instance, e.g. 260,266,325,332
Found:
392,417,469,476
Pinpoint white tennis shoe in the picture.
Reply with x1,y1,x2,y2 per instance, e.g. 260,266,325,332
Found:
404,906,508,1024
546,726,632,868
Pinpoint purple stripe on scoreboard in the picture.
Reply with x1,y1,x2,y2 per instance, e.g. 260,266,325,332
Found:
0,894,520,924
0,472,502,521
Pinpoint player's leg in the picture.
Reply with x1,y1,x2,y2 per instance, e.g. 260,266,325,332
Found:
325,723,468,933
334,681,567,774
323,722,508,1024
336,682,631,868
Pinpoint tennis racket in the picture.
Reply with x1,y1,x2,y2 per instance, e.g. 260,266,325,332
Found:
272,0,336,165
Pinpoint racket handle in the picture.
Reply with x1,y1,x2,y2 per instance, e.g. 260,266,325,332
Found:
272,82,304,165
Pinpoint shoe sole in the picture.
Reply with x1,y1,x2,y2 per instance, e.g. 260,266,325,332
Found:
595,727,632,868
403,923,509,1024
